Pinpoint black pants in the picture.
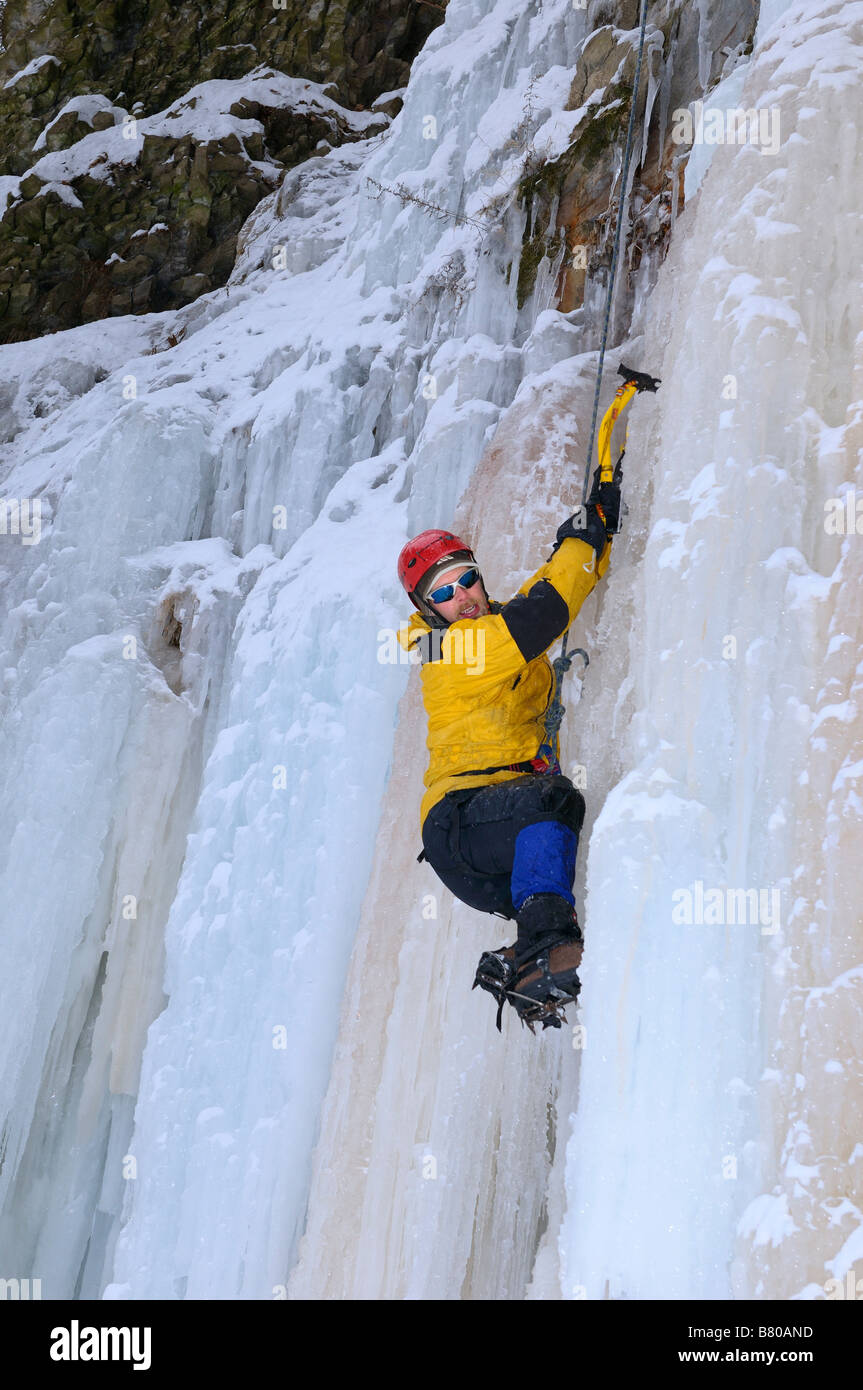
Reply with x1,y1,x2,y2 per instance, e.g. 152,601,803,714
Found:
421,773,586,920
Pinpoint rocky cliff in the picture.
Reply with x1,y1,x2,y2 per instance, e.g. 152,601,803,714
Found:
0,0,444,340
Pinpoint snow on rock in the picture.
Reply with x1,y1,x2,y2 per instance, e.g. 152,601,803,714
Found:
33,179,84,208
14,66,383,193
32,93,126,152
2,52,61,90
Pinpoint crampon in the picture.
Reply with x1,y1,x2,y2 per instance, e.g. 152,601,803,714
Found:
503,986,573,1033
472,945,515,1032
472,938,581,1033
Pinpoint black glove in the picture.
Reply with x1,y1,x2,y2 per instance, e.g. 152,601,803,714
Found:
587,455,624,535
549,502,608,559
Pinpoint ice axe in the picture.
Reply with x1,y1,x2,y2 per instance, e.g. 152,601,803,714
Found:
595,362,661,487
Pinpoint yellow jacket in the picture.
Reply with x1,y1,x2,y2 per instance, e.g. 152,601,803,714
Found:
398,534,612,829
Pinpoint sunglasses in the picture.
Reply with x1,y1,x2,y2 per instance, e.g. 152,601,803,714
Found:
427,567,481,605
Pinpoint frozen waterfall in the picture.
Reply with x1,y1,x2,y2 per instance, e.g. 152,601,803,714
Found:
0,0,861,1304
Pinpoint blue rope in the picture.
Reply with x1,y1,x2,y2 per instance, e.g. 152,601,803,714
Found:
542,0,650,756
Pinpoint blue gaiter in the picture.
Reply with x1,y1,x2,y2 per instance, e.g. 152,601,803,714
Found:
510,821,577,912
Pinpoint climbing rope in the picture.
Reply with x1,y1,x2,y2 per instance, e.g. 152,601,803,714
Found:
539,0,651,766
581,0,651,507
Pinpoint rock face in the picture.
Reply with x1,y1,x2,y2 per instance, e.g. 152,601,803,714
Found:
0,0,437,171
516,0,759,321
0,0,445,341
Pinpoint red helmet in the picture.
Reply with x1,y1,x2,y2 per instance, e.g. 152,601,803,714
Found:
398,529,478,616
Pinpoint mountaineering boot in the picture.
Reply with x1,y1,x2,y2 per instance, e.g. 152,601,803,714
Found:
508,894,584,1031
472,944,516,1032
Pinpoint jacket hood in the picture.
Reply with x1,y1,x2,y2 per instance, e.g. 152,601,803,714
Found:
397,599,502,654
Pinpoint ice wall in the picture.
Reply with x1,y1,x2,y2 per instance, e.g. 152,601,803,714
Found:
1,0,599,1299
291,0,863,1302
0,134,412,1294
287,364,600,1300
555,0,863,1300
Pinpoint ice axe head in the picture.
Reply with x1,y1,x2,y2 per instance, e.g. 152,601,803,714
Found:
617,362,661,393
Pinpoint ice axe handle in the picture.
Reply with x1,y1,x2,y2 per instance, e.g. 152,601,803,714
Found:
617,362,661,393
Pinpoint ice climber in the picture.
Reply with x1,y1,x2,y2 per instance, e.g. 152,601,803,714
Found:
397,368,658,1032
397,463,622,1032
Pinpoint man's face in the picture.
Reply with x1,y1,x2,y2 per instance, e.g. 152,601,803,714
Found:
426,564,489,622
